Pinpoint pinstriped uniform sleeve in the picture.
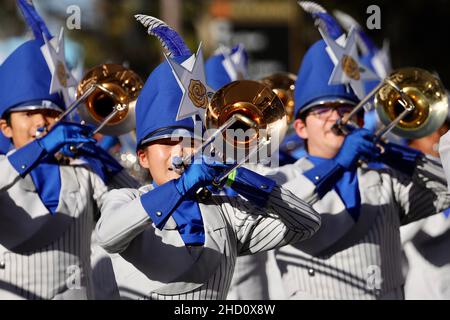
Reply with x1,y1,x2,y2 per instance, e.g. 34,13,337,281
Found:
96,182,183,253
223,185,321,255
390,154,450,225
88,168,141,221
95,187,152,253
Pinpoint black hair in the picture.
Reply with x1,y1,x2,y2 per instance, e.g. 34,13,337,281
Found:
3,112,11,127
296,110,309,122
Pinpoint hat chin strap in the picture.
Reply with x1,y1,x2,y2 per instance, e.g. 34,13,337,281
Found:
302,98,357,113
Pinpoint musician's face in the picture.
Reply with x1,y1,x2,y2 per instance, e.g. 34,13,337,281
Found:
293,103,361,159
137,137,199,186
0,109,60,149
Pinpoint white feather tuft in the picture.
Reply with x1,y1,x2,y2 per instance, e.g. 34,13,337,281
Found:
333,10,361,31
297,1,327,14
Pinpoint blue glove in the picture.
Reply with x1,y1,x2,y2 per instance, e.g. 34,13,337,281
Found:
334,128,380,170
174,157,234,196
377,141,423,175
226,167,276,207
37,122,96,155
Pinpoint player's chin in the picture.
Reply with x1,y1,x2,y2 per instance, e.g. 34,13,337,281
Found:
324,130,343,141
166,169,181,181
325,134,344,149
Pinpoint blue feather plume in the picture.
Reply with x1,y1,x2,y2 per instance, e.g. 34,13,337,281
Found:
135,14,191,57
16,0,52,41
298,1,344,40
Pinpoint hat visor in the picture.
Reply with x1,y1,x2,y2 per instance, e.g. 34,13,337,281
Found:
139,127,202,147
8,100,64,114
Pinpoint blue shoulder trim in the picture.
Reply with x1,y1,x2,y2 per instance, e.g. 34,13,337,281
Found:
140,179,184,229
228,167,276,207
304,159,344,197
8,140,46,176
378,142,422,176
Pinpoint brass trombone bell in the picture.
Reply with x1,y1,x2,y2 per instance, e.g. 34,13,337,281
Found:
206,80,287,151
374,67,448,139
335,67,449,140
260,72,297,123
76,64,144,136
171,80,287,187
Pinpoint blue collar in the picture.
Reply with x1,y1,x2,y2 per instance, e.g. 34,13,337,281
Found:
30,155,61,215
307,154,361,222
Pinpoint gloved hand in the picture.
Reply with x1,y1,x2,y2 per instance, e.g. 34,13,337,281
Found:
37,122,96,155
334,128,380,170
174,156,234,196
377,141,423,175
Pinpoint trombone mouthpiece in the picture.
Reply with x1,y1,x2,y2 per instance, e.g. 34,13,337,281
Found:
331,120,356,136
331,122,345,136
35,126,48,138
171,156,186,175
172,156,184,168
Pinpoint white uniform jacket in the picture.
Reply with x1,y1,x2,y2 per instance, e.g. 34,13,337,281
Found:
0,148,136,300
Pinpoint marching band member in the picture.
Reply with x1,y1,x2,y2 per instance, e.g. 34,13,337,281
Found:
401,116,450,299
253,32,450,299
247,2,450,300
334,4,450,300
0,1,137,299
95,16,321,300
400,117,450,299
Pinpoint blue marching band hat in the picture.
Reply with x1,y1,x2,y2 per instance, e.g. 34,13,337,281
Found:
0,0,72,154
0,39,65,118
134,15,201,148
0,0,74,119
134,15,244,150
295,1,381,118
205,44,248,91
294,39,360,117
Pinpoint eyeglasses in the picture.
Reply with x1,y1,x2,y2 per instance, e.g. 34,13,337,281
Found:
307,104,355,119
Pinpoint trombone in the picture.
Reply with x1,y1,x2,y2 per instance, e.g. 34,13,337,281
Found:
49,64,143,153
332,67,449,140
172,80,288,187
259,72,297,124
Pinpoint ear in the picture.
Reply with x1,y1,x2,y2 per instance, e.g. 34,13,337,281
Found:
0,119,12,138
293,118,308,140
137,148,150,169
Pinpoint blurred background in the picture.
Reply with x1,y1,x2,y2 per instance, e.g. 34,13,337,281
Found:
1,0,449,87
